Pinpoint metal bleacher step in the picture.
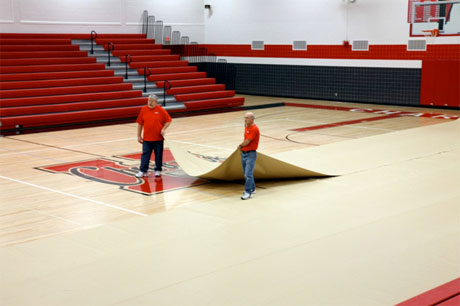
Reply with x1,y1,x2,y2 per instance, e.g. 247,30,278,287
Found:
96,57,121,64
71,39,91,45
87,50,108,55
80,46,105,52
132,84,158,91
123,76,145,82
164,102,186,111
143,95,177,105
107,65,134,71
113,70,139,76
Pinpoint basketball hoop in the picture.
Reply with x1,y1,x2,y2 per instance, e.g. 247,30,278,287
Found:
422,29,438,44
422,29,439,37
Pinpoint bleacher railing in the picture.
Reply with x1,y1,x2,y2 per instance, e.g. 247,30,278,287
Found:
143,67,151,93
90,30,97,54
124,55,132,79
163,80,171,106
107,42,114,67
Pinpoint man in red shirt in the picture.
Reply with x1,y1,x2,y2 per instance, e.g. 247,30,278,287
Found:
238,112,260,200
135,94,172,178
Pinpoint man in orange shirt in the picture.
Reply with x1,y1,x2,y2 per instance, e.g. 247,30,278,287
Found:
135,94,172,178
238,112,260,200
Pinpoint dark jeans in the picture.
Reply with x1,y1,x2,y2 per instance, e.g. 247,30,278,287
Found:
241,150,257,193
140,141,164,172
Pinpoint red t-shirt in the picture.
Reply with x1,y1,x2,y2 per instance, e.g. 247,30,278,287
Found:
136,105,172,141
242,124,260,151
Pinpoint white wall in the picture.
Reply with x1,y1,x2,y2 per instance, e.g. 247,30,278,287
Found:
204,0,460,45
1,0,458,45
0,0,205,42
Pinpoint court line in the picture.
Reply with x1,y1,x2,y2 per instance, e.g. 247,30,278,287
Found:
0,175,147,217
166,118,287,136
285,119,396,132
65,137,136,147
291,114,402,132
4,137,105,157
168,140,233,151
285,102,460,120
0,146,64,160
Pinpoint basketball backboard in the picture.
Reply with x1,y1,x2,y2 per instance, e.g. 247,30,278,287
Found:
408,0,460,36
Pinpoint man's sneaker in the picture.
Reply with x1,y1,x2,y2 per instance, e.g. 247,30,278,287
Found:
251,189,256,194
135,171,148,178
241,192,252,200
155,171,161,177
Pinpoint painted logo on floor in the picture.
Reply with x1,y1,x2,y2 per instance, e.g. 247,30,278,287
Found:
38,149,212,195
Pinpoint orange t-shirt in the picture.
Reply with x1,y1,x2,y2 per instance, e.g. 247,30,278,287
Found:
136,105,172,141
242,124,260,151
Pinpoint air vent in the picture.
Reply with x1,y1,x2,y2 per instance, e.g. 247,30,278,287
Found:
407,39,427,51
352,40,369,51
251,41,265,50
293,41,307,51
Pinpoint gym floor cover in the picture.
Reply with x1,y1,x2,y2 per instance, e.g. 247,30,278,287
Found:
0,116,459,305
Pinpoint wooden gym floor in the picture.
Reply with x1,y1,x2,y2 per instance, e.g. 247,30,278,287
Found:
1,95,459,305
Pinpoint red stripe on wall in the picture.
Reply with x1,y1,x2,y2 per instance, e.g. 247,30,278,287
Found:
201,44,460,60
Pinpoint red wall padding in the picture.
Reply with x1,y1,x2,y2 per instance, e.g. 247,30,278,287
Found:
421,60,460,107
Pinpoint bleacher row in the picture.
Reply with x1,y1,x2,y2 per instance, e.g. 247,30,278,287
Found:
0,33,244,134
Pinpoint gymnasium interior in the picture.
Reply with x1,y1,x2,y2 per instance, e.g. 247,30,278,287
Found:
1,0,459,305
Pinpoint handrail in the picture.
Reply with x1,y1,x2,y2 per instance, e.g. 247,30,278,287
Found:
107,42,114,67
163,80,172,106
143,67,151,93
90,30,97,54
124,54,132,79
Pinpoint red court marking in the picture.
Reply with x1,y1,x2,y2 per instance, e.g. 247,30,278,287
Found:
285,102,459,132
395,278,460,306
285,103,459,120
40,149,208,195
291,113,401,132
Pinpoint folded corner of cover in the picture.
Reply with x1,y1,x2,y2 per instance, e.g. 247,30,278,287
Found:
165,139,331,181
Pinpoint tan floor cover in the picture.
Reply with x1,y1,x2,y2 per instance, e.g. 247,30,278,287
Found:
166,140,329,180
1,119,459,306
167,118,460,179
